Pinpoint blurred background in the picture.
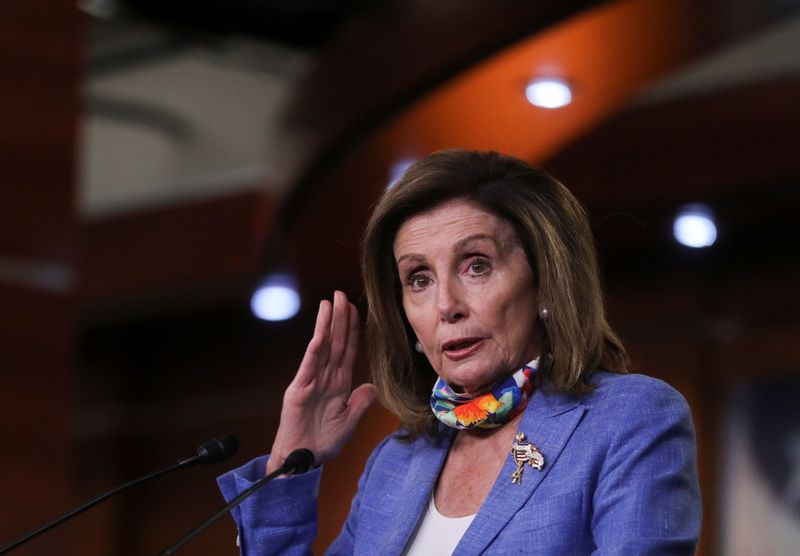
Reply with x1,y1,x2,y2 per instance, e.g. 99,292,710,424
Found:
2,0,800,554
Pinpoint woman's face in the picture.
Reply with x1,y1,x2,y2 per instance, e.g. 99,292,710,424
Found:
393,198,541,393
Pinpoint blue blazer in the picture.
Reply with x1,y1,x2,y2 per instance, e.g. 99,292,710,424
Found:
218,372,701,555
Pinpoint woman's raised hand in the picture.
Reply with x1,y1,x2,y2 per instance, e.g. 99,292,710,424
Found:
266,291,377,475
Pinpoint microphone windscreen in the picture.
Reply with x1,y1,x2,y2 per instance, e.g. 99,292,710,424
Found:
196,435,239,464
282,449,315,474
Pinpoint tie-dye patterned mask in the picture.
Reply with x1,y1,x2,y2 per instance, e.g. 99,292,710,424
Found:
430,358,539,430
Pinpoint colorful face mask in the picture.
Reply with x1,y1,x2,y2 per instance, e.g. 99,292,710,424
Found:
430,358,539,430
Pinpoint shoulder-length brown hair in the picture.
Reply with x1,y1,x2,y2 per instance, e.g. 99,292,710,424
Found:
362,149,628,436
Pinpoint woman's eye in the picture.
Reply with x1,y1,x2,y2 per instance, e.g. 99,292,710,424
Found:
408,273,431,289
468,258,490,275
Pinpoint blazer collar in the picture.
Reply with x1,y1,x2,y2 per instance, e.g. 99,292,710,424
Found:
456,386,584,556
377,387,583,555
380,426,456,554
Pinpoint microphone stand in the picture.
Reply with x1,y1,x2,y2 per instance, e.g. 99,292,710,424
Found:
0,435,238,555
0,462,183,555
158,448,315,556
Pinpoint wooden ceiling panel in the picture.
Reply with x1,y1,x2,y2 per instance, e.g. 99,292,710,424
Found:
547,74,800,207
79,191,275,316
286,0,710,298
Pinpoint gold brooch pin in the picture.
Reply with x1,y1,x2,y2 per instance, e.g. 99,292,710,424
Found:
510,432,544,484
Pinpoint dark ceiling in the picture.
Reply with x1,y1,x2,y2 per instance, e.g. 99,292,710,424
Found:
118,0,368,46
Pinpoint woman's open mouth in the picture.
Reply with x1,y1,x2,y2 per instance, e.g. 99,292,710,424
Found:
442,337,485,360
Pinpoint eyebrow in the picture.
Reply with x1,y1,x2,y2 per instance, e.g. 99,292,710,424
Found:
454,233,497,251
395,233,498,265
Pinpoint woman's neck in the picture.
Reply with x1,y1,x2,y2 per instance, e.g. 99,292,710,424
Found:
455,410,525,443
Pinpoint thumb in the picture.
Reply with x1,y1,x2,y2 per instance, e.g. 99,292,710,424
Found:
346,383,378,426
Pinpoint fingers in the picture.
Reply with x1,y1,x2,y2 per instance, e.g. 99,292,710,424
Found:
328,291,353,370
294,291,354,387
294,299,332,385
347,383,378,427
339,303,360,377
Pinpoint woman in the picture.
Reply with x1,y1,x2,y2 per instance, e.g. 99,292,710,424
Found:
218,150,701,554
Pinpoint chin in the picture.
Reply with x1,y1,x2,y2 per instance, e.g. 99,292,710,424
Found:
442,361,502,394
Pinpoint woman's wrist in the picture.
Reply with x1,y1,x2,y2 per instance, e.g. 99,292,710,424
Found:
265,449,286,476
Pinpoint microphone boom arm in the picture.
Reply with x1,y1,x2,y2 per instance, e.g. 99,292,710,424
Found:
0,435,238,555
158,448,315,556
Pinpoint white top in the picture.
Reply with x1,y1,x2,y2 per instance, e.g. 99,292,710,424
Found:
403,494,476,555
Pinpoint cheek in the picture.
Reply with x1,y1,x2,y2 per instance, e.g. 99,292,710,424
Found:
402,297,429,342
486,282,537,339
479,279,533,317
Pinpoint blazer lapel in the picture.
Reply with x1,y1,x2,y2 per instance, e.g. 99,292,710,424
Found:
455,388,585,556
378,427,456,555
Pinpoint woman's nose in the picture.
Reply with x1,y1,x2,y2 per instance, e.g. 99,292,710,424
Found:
437,277,466,323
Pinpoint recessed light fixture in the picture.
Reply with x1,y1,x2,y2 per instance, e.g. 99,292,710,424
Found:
525,78,573,109
251,273,301,321
673,204,717,248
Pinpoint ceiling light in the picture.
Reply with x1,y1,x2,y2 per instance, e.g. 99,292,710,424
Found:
525,79,572,109
673,204,717,248
251,273,301,321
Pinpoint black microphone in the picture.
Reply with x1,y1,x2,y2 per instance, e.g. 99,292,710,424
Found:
277,448,315,474
0,435,239,555
178,435,240,468
158,448,316,556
